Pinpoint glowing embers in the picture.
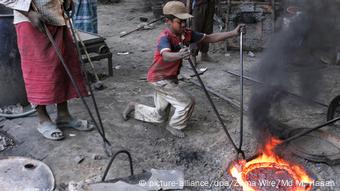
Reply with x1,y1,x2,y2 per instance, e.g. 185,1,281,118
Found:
229,137,313,191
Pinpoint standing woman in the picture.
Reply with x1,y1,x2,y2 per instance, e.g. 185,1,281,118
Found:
0,0,94,140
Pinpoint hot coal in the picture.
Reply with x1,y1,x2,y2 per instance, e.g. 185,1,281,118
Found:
245,166,295,191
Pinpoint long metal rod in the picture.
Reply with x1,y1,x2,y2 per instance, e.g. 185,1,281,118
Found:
224,70,328,107
191,69,327,111
31,2,111,146
281,116,340,145
187,58,245,159
238,31,244,151
67,16,107,142
187,79,242,110
120,17,164,38
271,0,276,32
73,25,101,83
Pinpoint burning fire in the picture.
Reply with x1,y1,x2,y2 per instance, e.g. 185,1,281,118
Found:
229,137,313,191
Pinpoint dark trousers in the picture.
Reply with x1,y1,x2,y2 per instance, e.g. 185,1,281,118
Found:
192,0,215,54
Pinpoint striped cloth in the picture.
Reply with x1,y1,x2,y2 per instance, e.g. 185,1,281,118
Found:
72,0,98,33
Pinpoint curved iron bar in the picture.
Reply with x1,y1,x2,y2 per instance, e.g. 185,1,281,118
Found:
101,150,134,182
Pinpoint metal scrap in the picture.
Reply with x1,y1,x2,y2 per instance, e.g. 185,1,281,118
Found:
74,155,85,164
0,103,24,114
0,130,15,152
287,128,340,165
86,169,184,191
0,156,55,191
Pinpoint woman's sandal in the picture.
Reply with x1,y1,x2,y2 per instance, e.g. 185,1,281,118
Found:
56,118,94,131
37,121,64,141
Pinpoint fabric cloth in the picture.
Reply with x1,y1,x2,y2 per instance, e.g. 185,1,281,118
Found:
192,0,208,9
134,80,195,130
192,0,214,54
72,0,98,33
147,28,205,82
0,0,66,25
15,22,88,105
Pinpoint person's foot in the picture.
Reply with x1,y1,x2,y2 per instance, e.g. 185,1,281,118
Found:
189,66,208,78
201,53,216,63
122,102,135,121
166,126,186,138
37,121,64,141
56,117,94,131
195,64,208,73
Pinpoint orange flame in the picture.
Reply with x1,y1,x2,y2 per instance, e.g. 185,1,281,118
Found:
229,137,313,191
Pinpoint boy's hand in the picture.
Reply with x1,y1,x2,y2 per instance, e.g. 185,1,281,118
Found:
27,11,48,33
233,24,246,36
178,47,191,59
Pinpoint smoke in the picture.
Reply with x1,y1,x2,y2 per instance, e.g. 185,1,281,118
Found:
248,0,340,147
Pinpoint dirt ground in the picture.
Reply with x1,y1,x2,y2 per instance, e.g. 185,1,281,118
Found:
1,0,340,191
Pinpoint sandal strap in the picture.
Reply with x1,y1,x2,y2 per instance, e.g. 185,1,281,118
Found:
57,118,93,131
37,122,64,140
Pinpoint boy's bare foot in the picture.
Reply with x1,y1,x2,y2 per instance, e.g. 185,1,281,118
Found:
166,126,185,138
122,102,135,121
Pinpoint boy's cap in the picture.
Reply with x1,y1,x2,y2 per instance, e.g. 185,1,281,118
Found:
163,1,193,20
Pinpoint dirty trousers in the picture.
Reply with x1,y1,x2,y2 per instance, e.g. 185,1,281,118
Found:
134,80,195,130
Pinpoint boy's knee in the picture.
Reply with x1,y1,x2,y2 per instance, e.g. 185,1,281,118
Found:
175,94,195,109
186,96,195,108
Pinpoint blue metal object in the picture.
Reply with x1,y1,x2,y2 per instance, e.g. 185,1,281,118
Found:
0,6,27,107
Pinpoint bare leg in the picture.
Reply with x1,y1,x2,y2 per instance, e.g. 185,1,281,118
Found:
36,105,52,124
57,101,72,121
56,101,93,131
123,102,136,121
36,105,63,139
